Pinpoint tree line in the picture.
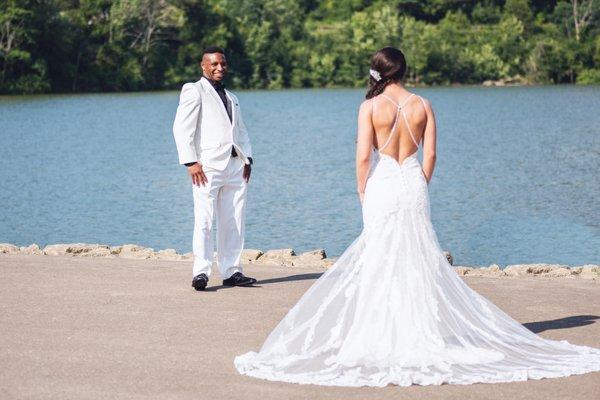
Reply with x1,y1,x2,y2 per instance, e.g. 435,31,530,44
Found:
1,0,599,94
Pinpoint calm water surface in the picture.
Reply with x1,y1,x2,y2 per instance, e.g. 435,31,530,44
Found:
1,86,598,266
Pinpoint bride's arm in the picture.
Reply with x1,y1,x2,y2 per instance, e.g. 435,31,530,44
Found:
421,98,437,184
356,100,374,202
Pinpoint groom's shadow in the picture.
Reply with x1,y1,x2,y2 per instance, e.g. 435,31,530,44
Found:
522,315,599,334
204,272,323,292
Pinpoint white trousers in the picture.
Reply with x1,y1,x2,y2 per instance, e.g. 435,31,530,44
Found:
192,156,247,279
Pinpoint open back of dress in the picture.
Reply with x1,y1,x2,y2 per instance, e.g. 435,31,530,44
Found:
374,93,423,151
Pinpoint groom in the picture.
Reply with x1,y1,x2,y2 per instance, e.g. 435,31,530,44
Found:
173,46,257,291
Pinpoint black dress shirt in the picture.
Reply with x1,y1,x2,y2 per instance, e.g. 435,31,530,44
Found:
205,76,232,122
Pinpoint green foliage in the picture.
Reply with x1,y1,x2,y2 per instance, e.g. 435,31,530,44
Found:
504,0,533,33
577,68,600,84
1,0,599,93
472,2,502,24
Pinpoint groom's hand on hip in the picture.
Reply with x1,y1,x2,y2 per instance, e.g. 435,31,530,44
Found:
187,162,207,186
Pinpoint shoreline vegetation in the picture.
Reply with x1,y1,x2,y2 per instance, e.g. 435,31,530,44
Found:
2,243,599,280
1,1,599,95
0,80,596,100
0,75,559,98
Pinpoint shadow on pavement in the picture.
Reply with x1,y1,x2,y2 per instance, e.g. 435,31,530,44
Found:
256,273,323,285
523,315,599,333
202,272,323,292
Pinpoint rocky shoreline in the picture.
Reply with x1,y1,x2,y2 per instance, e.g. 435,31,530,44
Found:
1,242,598,281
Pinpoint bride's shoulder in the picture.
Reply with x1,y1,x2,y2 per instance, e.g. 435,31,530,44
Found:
419,94,432,105
357,99,375,124
407,93,433,115
358,97,375,114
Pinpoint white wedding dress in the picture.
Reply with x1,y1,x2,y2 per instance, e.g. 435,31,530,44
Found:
234,93,600,387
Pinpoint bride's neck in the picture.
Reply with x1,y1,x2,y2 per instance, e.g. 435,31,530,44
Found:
383,82,408,95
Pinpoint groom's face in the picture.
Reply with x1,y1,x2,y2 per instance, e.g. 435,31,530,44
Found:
201,52,228,82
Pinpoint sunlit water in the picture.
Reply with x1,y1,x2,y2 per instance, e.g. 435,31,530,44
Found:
1,86,598,266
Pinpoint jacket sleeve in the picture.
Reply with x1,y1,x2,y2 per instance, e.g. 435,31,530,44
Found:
235,96,253,158
173,83,201,165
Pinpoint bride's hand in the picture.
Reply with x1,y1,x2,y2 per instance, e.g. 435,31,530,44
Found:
358,192,365,204
422,169,430,185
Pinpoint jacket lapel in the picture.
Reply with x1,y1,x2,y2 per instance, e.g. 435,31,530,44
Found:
200,77,232,125
225,91,236,126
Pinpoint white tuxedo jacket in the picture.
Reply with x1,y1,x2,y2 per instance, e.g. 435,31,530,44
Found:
173,77,252,171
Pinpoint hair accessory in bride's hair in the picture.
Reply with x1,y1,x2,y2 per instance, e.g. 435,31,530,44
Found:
369,68,381,81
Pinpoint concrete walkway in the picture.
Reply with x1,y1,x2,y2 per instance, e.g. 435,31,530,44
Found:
1,254,599,399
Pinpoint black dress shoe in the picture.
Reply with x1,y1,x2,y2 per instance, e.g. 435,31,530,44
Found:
222,272,257,287
192,273,208,291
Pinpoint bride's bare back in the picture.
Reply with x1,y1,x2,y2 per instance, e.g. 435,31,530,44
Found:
372,87,427,165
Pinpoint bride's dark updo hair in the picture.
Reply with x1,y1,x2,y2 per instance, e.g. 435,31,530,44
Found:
365,47,407,99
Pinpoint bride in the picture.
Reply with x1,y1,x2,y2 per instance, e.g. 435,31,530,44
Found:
234,47,600,387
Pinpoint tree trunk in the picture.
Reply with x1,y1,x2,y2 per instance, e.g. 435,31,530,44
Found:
573,0,580,42
572,0,594,42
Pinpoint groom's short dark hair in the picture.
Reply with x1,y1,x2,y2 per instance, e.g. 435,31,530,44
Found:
203,46,225,56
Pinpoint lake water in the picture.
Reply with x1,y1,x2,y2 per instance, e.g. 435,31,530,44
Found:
1,86,599,266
